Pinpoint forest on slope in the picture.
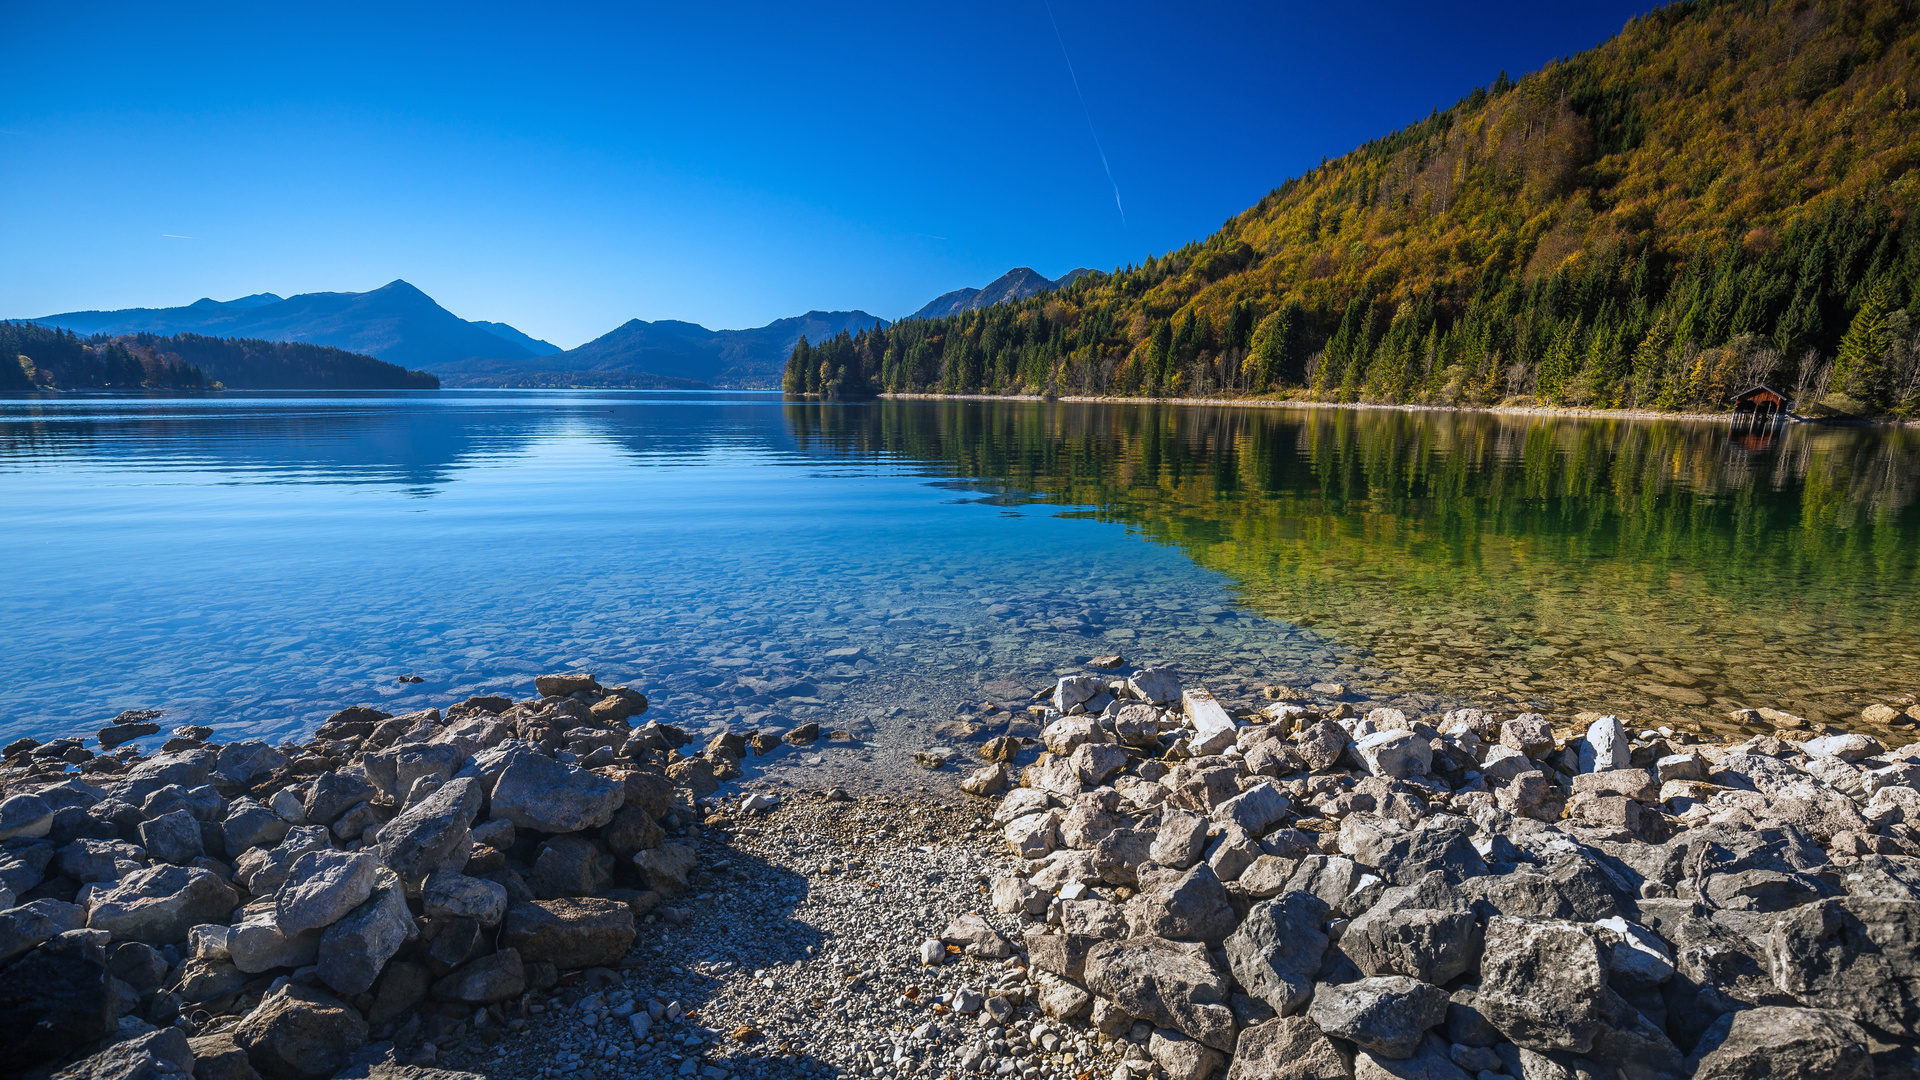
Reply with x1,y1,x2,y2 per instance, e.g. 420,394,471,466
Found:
1,323,440,391
787,0,1920,417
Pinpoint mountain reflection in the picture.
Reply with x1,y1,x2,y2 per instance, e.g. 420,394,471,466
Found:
783,400,1920,733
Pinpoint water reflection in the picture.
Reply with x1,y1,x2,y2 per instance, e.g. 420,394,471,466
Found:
783,400,1920,736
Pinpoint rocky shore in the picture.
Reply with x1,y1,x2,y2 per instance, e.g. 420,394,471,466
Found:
3,661,1920,1080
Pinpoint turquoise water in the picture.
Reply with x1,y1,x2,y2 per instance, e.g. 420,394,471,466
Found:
0,391,1353,749
4,390,1915,753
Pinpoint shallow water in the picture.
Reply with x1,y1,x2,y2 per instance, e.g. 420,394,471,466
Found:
1,391,1914,759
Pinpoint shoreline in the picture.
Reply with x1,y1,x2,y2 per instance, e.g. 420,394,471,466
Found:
4,663,1919,1080
872,391,1920,426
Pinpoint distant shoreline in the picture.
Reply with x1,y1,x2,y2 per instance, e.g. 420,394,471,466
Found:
872,391,1917,426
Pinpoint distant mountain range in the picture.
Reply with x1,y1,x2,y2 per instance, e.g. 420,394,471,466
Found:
433,310,887,389
908,267,1094,321
21,267,1089,389
33,281,560,374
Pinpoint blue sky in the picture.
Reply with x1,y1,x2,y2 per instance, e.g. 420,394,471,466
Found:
2,1,1651,347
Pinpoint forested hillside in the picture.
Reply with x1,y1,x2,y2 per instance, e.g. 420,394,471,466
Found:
1,323,439,391
788,0,1920,416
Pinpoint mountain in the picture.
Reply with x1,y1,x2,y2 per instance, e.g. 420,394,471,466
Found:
435,309,887,389
908,267,1094,321
471,321,561,356
1,322,438,391
787,0,1920,417
30,281,544,372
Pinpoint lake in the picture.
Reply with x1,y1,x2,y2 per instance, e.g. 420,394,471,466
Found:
2,391,1916,770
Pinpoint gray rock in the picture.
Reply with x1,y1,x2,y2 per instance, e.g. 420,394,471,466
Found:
364,743,463,802
633,840,698,892
87,865,240,944
1226,1016,1348,1080
1206,825,1264,883
1128,863,1239,943
0,897,85,964
1224,890,1329,1016
421,871,508,926
488,756,619,834
368,960,431,1025
376,775,481,881
0,839,56,896
301,772,374,827
234,826,330,896
227,919,321,974
1128,668,1182,705
1082,935,1236,1052
1296,721,1351,772
185,1032,256,1080
220,800,290,853
174,958,247,1005
1475,917,1609,1053
1343,873,1482,985
939,912,1014,959
1307,975,1451,1059
534,672,599,697
275,850,379,936
1353,1035,1472,1080
1148,1028,1224,1080
316,883,414,995
500,898,635,969
138,809,205,865
530,835,614,899
431,947,527,1004
1462,856,1622,922
0,931,118,1071
59,839,145,884
214,740,286,788
231,983,367,1080
1152,810,1211,870
1072,741,1130,787
1500,715,1554,757
1347,815,1487,886
1213,783,1291,836
1285,855,1370,916
1685,1006,1872,1080
1356,729,1432,780
0,794,56,840
1579,715,1630,773
142,784,225,822
1766,896,1920,1036
50,1026,194,1080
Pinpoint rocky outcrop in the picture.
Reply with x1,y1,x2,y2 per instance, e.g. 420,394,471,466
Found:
968,669,1920,1080
0,674,748,1079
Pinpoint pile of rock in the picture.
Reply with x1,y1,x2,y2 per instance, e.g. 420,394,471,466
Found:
960,666,1920,1080
0,672,792,1080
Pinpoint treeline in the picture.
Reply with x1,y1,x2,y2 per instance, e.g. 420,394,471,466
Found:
1,323,439,391
787,0,1920,417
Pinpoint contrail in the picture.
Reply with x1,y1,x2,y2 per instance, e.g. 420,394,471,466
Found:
1042,0,1125,226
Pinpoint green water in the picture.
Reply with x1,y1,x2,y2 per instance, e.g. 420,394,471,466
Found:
788,400,1920,736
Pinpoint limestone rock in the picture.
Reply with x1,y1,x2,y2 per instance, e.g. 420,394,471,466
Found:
231,984,368,1080
275,850,379,936
489,755,619,834
50,1026,194,1080
421,871,508,926
501,898,634,970
376,776,481,881
1224,891,1329,1016
1227,1016,1348,1080
0,931,118,1071
87,865,239,944
1766,896,1920,1036
1685,1006,1872,1080
1307,975,1450,1059
431,947,527,1004
316,883,414,996
1082,935,1236,1052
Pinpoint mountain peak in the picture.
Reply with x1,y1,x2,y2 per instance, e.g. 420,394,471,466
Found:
907,267,1091,322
